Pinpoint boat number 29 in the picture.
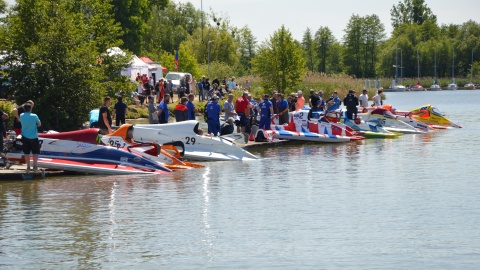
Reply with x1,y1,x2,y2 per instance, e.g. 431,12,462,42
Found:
185,136,196,145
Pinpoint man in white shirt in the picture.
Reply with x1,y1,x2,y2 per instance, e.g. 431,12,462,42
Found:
359,89,369,108
373,89,383,107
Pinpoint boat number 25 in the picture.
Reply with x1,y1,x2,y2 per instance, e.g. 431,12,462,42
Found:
185,137,196,145
108,139,126,148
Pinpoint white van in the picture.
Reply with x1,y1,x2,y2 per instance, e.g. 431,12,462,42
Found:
165,72,192,93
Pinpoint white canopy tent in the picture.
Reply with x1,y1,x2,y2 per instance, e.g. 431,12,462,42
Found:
106,47,149,82
121,55,149,82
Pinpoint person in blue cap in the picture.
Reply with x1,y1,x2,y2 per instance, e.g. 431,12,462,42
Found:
258,94,273,130
206,95,221,135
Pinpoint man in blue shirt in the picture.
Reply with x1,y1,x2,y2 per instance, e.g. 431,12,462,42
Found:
206,95,221,135
276,93,289,125
198,77,205,101
157,94,170,124
326,91,341,111
186,94,198,120
20,102,41,173
258,94,274,130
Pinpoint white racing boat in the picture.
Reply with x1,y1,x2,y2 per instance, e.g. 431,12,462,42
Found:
260,111,364,143
100,124,204,170
359,109,427,134
133,121,258,161
6,129,171,175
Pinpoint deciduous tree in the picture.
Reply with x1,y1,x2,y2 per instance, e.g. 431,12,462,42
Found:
5,0,125,131
252,25,306,93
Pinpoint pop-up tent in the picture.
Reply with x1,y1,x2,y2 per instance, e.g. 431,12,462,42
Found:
122,55,149,82
106,47,149,81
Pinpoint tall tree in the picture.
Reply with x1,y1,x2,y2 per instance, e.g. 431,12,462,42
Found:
343,15,364,77
181,25,239,67
390,0,436,28
363,15,386,77
112,0,169,55
0,0,7,14
302,28,315,72
237,26,257,73
343,14,385,78
5,0,125,131
314,26,335,73
252,25,307,93
142,1,199,60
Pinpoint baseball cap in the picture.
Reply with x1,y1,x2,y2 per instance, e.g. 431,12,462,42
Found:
297,90,303,95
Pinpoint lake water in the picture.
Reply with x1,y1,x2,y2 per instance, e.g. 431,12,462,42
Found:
1,90,479,269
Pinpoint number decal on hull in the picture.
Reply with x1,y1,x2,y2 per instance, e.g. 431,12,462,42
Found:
185,137,196,145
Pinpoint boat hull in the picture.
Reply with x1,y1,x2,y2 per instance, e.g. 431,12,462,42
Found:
133,121,258,161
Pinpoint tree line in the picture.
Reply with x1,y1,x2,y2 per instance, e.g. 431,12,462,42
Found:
0,0,479,130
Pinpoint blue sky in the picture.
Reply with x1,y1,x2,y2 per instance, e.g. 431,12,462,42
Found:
4,0,479,43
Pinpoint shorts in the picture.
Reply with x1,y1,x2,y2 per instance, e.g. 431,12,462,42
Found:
22,137,40,155
236,112,248,127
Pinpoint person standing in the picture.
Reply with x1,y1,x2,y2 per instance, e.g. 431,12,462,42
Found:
308,89,319,108
244,78,251,91
0,109,9,157
223,93,237,121
198,77,205,101
186,94,199,120
276,93,289,125
227,77,236,90
156,78,165,103
288,93,297,112
373,89,383,107
270,92,278,115
174,97,189,122
235,92,249,133
258,94,274,130
20,102,41,173
157,94,170,124
295,91,305,111
359,89,369,108
12,100,34,136
147,96,157,124
317,91,326,111
98,96,113,135
343,90,359,121
165,79,173,101
113,96,128,126
206,95,221,135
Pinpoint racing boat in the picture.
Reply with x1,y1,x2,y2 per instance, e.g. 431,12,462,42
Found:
101,124,204,170
133,121,258,161
359,108,427,134
395,104,462,128
6,129,171,174
342,118,403,139
263,112,364,143
369,105,432,131
288,108,400,139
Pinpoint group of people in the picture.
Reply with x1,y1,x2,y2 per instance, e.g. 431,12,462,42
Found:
197,76,250,102
0,100,42,173
134,73,174,106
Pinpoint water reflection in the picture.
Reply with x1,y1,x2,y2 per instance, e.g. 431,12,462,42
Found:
201,166,214,261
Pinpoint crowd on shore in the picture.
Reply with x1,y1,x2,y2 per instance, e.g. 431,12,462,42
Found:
106,73,384,138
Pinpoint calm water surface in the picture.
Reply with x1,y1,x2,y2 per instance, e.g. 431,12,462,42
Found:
1,91,479,269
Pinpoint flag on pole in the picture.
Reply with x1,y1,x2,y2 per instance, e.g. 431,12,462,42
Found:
174,50,179,71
